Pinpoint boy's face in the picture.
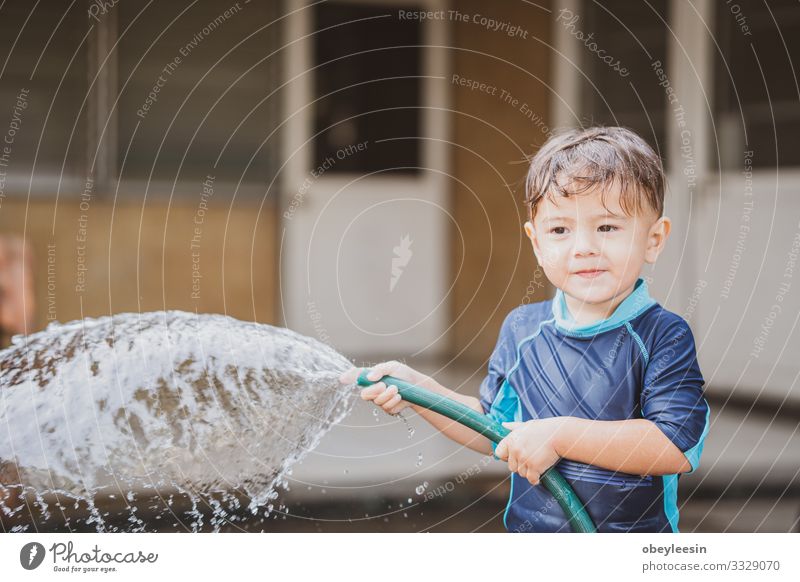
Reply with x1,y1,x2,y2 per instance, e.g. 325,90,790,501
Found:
524,181,671,316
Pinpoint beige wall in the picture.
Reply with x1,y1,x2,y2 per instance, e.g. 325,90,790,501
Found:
0,197,277,338
450,0,553,361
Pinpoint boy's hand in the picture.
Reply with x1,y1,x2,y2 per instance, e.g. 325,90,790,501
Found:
495,418,565,486
339,360,429,416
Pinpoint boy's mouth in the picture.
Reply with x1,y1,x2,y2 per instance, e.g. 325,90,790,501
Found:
574,269,606,279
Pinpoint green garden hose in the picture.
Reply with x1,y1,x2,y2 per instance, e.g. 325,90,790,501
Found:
357,369,597,533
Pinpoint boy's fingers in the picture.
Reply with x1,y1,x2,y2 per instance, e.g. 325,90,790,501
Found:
389,401,408,415
366,360,401,381
502,421,523,430
373,384,398,406
384,393,403,410
508,450,519,473
495,439,508,461
360,382,386,400
339,367,361,384
366,364,388,381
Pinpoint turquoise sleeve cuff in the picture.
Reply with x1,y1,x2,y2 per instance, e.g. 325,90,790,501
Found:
681,405,711,474
486,411,504,460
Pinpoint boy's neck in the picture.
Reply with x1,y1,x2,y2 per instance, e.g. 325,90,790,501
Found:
562,281,637,326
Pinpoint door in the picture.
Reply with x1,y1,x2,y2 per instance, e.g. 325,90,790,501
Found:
691,0,800,402
280,0,451,358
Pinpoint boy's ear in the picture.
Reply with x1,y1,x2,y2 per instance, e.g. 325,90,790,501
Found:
524,221,542,263
644,216,672,264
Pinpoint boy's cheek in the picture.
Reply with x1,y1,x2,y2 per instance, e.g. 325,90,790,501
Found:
544,249,569,272
539,245,560,263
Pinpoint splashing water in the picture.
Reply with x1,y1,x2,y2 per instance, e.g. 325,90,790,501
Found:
0,311,356,532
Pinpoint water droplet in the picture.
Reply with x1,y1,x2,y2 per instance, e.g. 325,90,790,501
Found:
397,411,416,439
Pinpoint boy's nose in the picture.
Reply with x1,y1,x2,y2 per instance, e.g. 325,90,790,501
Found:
573,229,600,256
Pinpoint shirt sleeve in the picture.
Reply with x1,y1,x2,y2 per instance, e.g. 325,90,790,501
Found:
640,316,710,474
478,308,518,416
478,308,523,456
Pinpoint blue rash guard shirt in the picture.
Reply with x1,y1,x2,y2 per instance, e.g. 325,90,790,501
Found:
479,277,710,533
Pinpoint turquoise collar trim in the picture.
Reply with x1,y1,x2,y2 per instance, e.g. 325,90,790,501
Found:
551,277,656,337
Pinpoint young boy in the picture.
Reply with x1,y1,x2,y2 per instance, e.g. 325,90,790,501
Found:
339,126,710,533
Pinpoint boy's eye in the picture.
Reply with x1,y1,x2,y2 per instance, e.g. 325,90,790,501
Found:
548,225,618,234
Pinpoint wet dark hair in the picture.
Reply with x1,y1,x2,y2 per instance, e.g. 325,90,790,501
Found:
524,126,665,222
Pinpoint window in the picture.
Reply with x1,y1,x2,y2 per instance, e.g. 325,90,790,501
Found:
312,2,421,174
0,1,87,194
578,0,669,162
713,0,800,169
116,0,282,190
0,1,284,197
